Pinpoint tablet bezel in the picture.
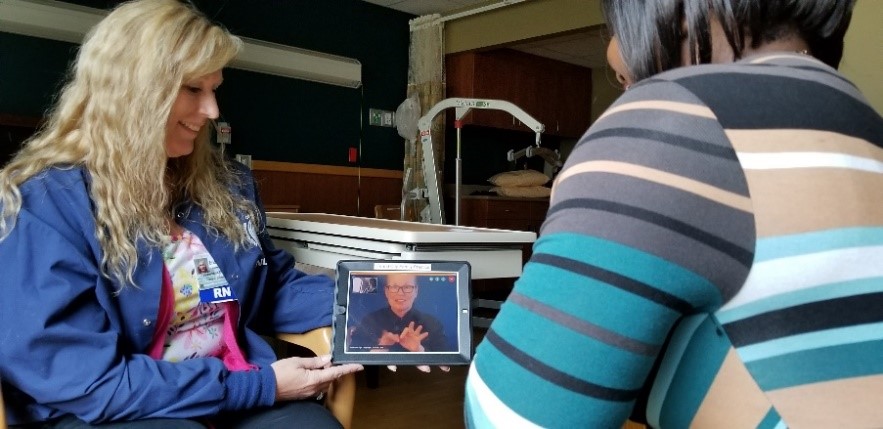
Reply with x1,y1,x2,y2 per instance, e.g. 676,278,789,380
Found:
331,260,473,366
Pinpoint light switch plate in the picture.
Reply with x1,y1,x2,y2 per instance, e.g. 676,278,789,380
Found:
235,154,252,168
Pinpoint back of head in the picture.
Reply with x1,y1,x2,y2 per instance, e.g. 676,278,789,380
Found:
728,0,854,69
601,0,856,83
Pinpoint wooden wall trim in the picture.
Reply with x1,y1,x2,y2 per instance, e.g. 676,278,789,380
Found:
0,113,42,128
252,160,403,179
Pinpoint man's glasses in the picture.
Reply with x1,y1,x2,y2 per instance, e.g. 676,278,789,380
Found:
385,285,416,293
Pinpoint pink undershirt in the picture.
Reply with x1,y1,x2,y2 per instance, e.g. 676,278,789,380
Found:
147,229,253,371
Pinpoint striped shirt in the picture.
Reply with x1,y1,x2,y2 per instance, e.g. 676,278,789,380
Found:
465,53,883,428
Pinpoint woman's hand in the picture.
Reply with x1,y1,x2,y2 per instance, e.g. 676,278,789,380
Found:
378,330,400,346
398,321,429,352
387,364,451,373
270,355,363,401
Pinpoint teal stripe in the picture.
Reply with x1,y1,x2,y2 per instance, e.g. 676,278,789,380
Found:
656,316,731,429
646,314,707,428
472,333,633,428
739,321,883,362
500,298,652,389
746,338,883,391
516,257,677,345
754,227,883,262
756,407,784,429
716,277,883,324
464,376,495,429
533,233,720,310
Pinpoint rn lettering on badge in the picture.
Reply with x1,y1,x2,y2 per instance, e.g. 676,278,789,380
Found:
200,286,236,303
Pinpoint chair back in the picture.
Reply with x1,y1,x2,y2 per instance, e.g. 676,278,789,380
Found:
277,328,356,429
1,379,7,429
374,204,401,220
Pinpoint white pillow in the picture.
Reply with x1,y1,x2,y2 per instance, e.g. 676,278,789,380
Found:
488,169,550,187
492,186,551,198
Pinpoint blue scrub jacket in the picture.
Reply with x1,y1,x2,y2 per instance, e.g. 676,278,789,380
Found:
0,165,334,424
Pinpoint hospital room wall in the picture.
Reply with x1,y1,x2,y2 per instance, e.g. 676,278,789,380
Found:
0,0,413,172
445,0,881,115
840,0,882,115
2,0,879,215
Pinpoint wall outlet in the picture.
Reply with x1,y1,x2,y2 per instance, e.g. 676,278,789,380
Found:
235,154,252,168
369,108,395,127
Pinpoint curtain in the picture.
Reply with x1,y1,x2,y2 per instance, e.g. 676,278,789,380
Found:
401,14,445,222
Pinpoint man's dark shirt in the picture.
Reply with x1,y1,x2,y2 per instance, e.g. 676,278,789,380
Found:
349,307,451,351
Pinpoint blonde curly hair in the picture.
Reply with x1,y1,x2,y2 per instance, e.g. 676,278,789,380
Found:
0,0,256,288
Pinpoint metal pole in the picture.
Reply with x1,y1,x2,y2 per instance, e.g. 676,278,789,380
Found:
455,127,462,226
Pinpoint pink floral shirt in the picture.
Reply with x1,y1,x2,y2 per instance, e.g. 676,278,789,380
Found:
161,230,227,362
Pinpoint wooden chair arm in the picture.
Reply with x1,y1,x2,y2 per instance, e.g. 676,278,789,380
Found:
0,377,6,429
276,328,356,429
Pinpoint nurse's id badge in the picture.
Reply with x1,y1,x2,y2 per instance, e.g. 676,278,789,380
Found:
194,254,236,303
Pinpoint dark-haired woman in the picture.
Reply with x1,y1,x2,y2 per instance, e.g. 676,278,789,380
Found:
465,0,883,427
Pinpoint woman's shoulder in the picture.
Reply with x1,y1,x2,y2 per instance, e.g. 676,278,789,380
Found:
20,164,89,188
644,53,848,91
226,160,257,195
11,165,98,247
19,165,93,209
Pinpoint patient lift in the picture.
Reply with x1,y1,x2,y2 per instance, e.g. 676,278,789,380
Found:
416,98,545,225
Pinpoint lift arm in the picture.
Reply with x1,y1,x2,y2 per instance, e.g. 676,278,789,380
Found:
417,98,544,224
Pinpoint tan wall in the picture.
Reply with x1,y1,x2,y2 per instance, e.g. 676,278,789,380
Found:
591,65,623,124
840,0,883,114
446,0,882,116
444,0,603,53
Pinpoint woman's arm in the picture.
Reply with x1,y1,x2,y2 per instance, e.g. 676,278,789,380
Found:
232,164,336,335
464,80,755,428
0,203,274,424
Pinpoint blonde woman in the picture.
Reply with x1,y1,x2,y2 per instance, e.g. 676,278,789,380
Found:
0,1,361,427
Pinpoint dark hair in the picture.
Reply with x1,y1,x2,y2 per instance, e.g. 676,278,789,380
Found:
602,0,856,82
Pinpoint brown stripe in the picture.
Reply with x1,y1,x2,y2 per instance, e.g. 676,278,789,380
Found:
556,161,752,213
691,348,771,429
767,374,883,428
743,168,883,237
749,54,822,65
598,100,716,121
251,160,402,179
727,129,883,162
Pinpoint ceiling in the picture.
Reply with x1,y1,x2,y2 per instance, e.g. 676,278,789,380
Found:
361,0,609,69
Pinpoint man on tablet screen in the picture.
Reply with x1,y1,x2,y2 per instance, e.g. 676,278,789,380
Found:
349,273,451,352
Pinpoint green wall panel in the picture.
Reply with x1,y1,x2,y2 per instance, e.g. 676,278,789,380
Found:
0,33,78,117
0,0,412,170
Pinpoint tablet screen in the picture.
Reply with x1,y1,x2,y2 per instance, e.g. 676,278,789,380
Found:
332,260,472,365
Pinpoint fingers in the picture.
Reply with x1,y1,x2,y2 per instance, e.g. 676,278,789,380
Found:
331,363,363,379
379,331,400,346
384,365,451,373
301,355,332,370
312,363,364,384
417,365,449,373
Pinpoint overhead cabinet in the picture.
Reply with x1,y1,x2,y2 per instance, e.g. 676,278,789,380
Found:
445,49,592,138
